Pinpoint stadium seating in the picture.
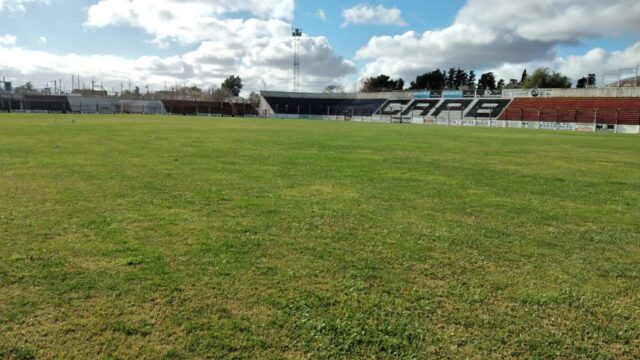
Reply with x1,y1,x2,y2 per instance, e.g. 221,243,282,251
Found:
231,103,259,116
67,96,117,113
380,100,410,115
263,96,387,117
0,96,18,111
432,99,474,117
401,99,440,116
4,91,640,130
466,99,511,118
500,98,640,125
23,95,71,112
161,100,236,116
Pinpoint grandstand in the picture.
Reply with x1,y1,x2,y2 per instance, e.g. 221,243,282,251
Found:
499,97,640,125
0,94,257,117
431,99,474,118
2,87,639,133
380,100,411,116
21,95,71,113
260,88,640,133
261,91,388,118
401,99,440,117
466,99,511,118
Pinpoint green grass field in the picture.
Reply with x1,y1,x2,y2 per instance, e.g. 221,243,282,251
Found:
1,114,639,359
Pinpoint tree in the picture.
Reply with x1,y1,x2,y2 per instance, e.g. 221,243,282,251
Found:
221,75,243,97
360,74,404,92
520,69,528,84
14,82,35,95
409,69,446,90
323,84,345,93
577,74,596,88
212,87,232,102
478,72,497,90
454,68,468,89
248,91,261,108
497,79,505,90
133,86,141,98
467,71,476,89
446,68,456,89
521,67,571,88
576,77,587,88
504,79,520,89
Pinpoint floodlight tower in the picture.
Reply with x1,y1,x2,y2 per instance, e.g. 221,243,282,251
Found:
292,28,302,93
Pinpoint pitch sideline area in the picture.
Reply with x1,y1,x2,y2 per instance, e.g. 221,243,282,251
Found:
1,114,639,358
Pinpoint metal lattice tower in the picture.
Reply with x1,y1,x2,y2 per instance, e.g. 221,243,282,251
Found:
292,28,302,93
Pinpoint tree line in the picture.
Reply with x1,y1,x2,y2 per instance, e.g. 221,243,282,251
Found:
358,67,594,93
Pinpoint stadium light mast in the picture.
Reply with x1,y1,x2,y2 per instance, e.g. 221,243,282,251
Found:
292,28,302,93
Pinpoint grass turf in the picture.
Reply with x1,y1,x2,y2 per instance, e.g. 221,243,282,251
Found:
0,113,639,359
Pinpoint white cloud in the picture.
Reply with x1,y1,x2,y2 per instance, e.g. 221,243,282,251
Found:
456,0,640,42
0,34,17,46
82,0,355,91
316,9,326,21
488,42,640,84
0,0,47,12
38,36,47,44
341,4,406,27
85,0,295,29
356,0,640,82
0,38,355,94
0,1,356,94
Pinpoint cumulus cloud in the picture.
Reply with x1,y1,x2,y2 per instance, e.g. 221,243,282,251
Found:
488,42,640,84
456,0,640,42
0,39,355,93
0,0,355,93
342,4,406,27
85,0,295,29
0,16,355,94
0,34,17,46
356,0,640,82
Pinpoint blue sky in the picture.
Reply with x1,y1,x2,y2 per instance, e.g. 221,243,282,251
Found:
1,0,639,93
296,0,465,58
1,0,469,58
